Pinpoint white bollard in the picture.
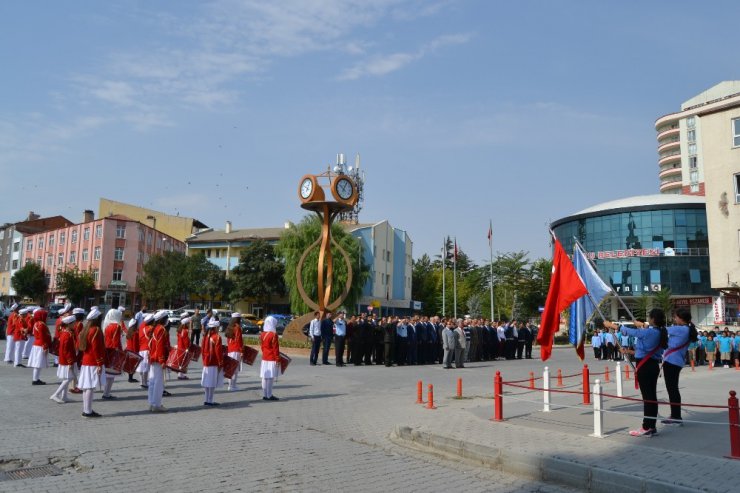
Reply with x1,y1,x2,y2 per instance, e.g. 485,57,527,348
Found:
543,366,551,412
589,379,607,438
615,362,623,398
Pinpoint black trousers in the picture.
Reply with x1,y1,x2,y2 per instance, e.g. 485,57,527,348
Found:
524,342,532,359
662,362,683,420
335,335,346,365
190,329,201,346
396,338,408,365
636,358,660,430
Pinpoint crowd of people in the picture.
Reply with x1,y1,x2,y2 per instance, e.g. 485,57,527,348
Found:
2,303,283,418
306,311,539,368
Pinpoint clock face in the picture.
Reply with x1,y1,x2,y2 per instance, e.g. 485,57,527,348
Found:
300,178,313,199
336,178,353,200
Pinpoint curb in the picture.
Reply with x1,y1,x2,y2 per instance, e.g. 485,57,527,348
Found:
391,426,699,493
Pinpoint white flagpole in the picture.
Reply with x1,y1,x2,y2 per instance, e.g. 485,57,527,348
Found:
489,220,495,321
442,237,446,318
453,237,458,319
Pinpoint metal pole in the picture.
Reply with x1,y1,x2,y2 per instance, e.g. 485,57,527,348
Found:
543,366,551,412
453,237,457,319
489,221,495,321
590,379,606,438
442,238,446,318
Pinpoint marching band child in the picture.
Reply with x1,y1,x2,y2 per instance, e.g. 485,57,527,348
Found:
147,310,169,412
260,316,281,401
225,313,244,391
78,307,104,418
28,308,51,385
50,315,77,403
201,319,223,406
125,317,139,383
176,317,191,380
137,313,154,388
4,303,19,364
102,308,124,399
14,307,31,367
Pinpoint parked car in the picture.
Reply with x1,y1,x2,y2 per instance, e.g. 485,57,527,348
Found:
47,303,65,318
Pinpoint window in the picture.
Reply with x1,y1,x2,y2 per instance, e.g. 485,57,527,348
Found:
147,232,152,245
689,156,698,169
38,238,44,249
734,118,740,147
13,242,19,252
138,228,144,241
650,270,661,283
82,249,89,262
36,256,41,265
69,251,76,264
94,246,101,260
687,129,696,142
11,259,18,269
59,232,65,244
114,247,124,261
688,143,697,155
46,254,52,266
57,253,64,266
71,230,78,244
735,173,740,203
116,224,126,238
26,239,33,251
92,269,99,282
112,269,123,281
48,235,54,247
689,269,701,283
96,225,103,238
687,116,695,128
690,183,700,193
83,228,90,240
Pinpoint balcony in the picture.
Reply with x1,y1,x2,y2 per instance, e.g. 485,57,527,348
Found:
656,127,680,141
658,153,681,166
658,167,682,179
660,180,682,192
657,140,680,153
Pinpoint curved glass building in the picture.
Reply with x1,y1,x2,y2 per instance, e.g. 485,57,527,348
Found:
551,194,718,325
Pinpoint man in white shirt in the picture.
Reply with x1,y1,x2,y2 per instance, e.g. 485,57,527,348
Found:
591,330,602,360
308,312,321,366
334,312,347,367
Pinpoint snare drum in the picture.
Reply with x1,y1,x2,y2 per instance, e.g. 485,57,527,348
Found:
242,346,259,366
165,348,191,373
222,356,239,379
188,344,202,362
122,350,143,374
278,352,292,375
105,348,127,375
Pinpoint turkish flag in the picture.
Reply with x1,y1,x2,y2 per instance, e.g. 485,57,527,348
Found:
537,238,588,361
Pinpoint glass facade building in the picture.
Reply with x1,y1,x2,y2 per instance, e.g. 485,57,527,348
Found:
551,195,717,323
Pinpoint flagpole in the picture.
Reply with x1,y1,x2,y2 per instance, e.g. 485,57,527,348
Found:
489,220,495,322
442,237,446,318
453,237,458,319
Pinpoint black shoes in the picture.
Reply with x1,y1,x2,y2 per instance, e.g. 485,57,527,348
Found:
162,390,172,397
32,380,46,385
101,394,116,400
81,411,102,418
128,377,139,383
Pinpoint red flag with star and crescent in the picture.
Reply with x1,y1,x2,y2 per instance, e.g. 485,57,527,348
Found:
537,238,588,361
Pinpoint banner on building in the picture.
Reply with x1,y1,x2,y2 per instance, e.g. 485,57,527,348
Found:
713,296,725,324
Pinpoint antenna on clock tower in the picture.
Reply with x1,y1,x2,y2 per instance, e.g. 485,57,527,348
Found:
337,152,364,224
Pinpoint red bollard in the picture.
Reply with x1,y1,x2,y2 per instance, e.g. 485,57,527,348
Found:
727,391,740,460
491,371,503,421
426,384,436,409
625,364,631,380
735,360,739,371
529,371,535,389
690,359,695,372
456,378,462,398
557,368,563,387
604,366,610,383
582,364,591,405
416,380,424,404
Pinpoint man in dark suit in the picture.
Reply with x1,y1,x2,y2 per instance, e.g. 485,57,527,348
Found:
320,311,334,365
407,318,417,365
415,317,427,364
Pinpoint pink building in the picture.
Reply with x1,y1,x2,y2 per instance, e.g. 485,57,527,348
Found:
23,210,185,309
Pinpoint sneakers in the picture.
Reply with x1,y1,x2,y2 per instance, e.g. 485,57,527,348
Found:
150,405,168,413
661,419,683,427
629,427,658,437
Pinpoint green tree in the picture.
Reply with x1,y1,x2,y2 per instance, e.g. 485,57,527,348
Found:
56,268,95,306
11,262,47,303
652,288,674,316
230,239,286,311
139,251,191,307
185,253,224,305
275,215,370,315
412,254,438,315
633,294,653,320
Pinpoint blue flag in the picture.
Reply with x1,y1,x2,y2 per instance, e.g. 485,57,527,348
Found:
569,243,612,359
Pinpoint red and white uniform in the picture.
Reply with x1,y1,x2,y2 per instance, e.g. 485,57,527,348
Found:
78,326,105,390
56,327,77,380
177,327,190,351
104,323,123,351
201,330,224,388
4,312,18,363
136,322,152,373
28,315,51,369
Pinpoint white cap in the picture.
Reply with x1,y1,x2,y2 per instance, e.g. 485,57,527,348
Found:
86,307,101,320
117,306,126,312
153,310,168,321
33,307,44,315
10,303,18,311
144,313,155,323
180,317,191,325
127,318,136,329
58,303,72,315
19,308,30,315
207,319,220,329
62,315,76,325
72,308,86,315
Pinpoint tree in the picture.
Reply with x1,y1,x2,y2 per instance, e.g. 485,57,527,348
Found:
56,268,95,306
652,288,674,316
230,239,286,311
11,262,47,303
633,294,653,320
139,252,191,307
275,215,370,315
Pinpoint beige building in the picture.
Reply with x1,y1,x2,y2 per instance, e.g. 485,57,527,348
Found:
98,198,208,243
654,81,740,195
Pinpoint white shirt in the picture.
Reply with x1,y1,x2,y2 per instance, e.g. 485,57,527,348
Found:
309,318,321,337
334,318,346,336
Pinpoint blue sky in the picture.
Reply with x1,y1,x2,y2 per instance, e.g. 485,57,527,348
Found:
2,0,739,263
